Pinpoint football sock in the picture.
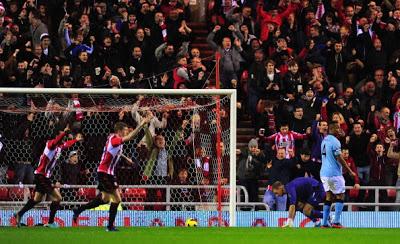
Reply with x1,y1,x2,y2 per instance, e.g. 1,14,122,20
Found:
334,200,344,224
322,201,332,226
309,210,323,222
18,199,39,217
48,201,60,224
108,202,119,228
76,195,105,215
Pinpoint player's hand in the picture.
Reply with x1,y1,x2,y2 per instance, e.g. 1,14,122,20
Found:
54,182,62,188
76,133,83,141
182,119,189,129
126,157,134,165
354,183,361,189
282,218,294,228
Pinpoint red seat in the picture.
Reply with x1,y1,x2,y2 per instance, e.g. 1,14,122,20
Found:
348,189,359,199
8,187,24,200
387,189,397,200
127,205,145,210
0,187,9,200
122,188,147,211
77,188,97,200
122,188,147,201
6,169,15,183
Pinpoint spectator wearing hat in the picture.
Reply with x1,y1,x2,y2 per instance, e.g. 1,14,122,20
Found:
237,138,266,203
40,33,58,64
61,150,88,186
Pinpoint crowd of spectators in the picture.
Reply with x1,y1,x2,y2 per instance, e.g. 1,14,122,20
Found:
0,0,399,209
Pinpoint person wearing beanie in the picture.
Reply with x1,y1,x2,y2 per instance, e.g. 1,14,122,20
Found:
237,138,266,203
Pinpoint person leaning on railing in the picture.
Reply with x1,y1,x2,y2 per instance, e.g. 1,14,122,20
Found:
386,140,400,211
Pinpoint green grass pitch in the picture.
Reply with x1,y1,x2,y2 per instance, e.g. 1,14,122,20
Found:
1,227,399,244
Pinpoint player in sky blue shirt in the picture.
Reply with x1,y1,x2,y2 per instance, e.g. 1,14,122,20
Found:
272,177,325,227
320,122,357,228
320,134,343,177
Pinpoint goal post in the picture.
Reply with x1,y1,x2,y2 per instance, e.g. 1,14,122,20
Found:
0,88,237,227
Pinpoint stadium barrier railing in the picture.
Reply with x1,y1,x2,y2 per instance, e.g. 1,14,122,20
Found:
344,186,400,211
0,184,270,211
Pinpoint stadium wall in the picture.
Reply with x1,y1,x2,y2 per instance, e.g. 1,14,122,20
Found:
1,211,400,228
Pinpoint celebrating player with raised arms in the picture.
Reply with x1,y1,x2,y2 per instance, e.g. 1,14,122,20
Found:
15,126,83,227
73,115,151,231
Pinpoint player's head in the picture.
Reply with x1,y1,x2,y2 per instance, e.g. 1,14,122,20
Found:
375,143,385,155
154,134,166,149
342,147,349,159
276,147,286,160
328,122,341,137
279,123,289,135
114,122,129,137
272,181,285,196
318,120,329,134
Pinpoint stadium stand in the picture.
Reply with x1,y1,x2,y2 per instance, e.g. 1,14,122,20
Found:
0,0,399,211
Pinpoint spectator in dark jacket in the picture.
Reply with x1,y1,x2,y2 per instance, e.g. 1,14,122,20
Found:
263,148,295,210
237,139,266,202
325,41,349,94
347,122,370,185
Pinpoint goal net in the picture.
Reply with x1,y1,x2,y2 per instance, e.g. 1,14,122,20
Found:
0,88,237,227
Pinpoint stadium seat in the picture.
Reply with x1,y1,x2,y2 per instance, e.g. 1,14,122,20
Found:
77,188,97,201
349,189,359,199
8,187,24,200
222,188,229,202
6,169,15,183
387,189,397,201
122,188,147,211
0,187,9,200
122,188,147,201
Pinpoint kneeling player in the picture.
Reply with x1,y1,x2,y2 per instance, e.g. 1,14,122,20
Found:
272,177,325,227
15,127,82,227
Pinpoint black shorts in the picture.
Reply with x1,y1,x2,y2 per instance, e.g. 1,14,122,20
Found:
34,174,53,195
97,172,118,193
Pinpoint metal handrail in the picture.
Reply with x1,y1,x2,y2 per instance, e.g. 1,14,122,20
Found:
0,201,270,211
344,186,400,211
0,184,251,211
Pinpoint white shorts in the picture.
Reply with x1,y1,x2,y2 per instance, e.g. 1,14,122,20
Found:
321,176,346,194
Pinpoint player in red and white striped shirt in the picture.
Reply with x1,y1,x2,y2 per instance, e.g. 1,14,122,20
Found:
15,126,82,227
73,116,151,231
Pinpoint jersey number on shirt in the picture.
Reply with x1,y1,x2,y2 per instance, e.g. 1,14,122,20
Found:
322,144,326,157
